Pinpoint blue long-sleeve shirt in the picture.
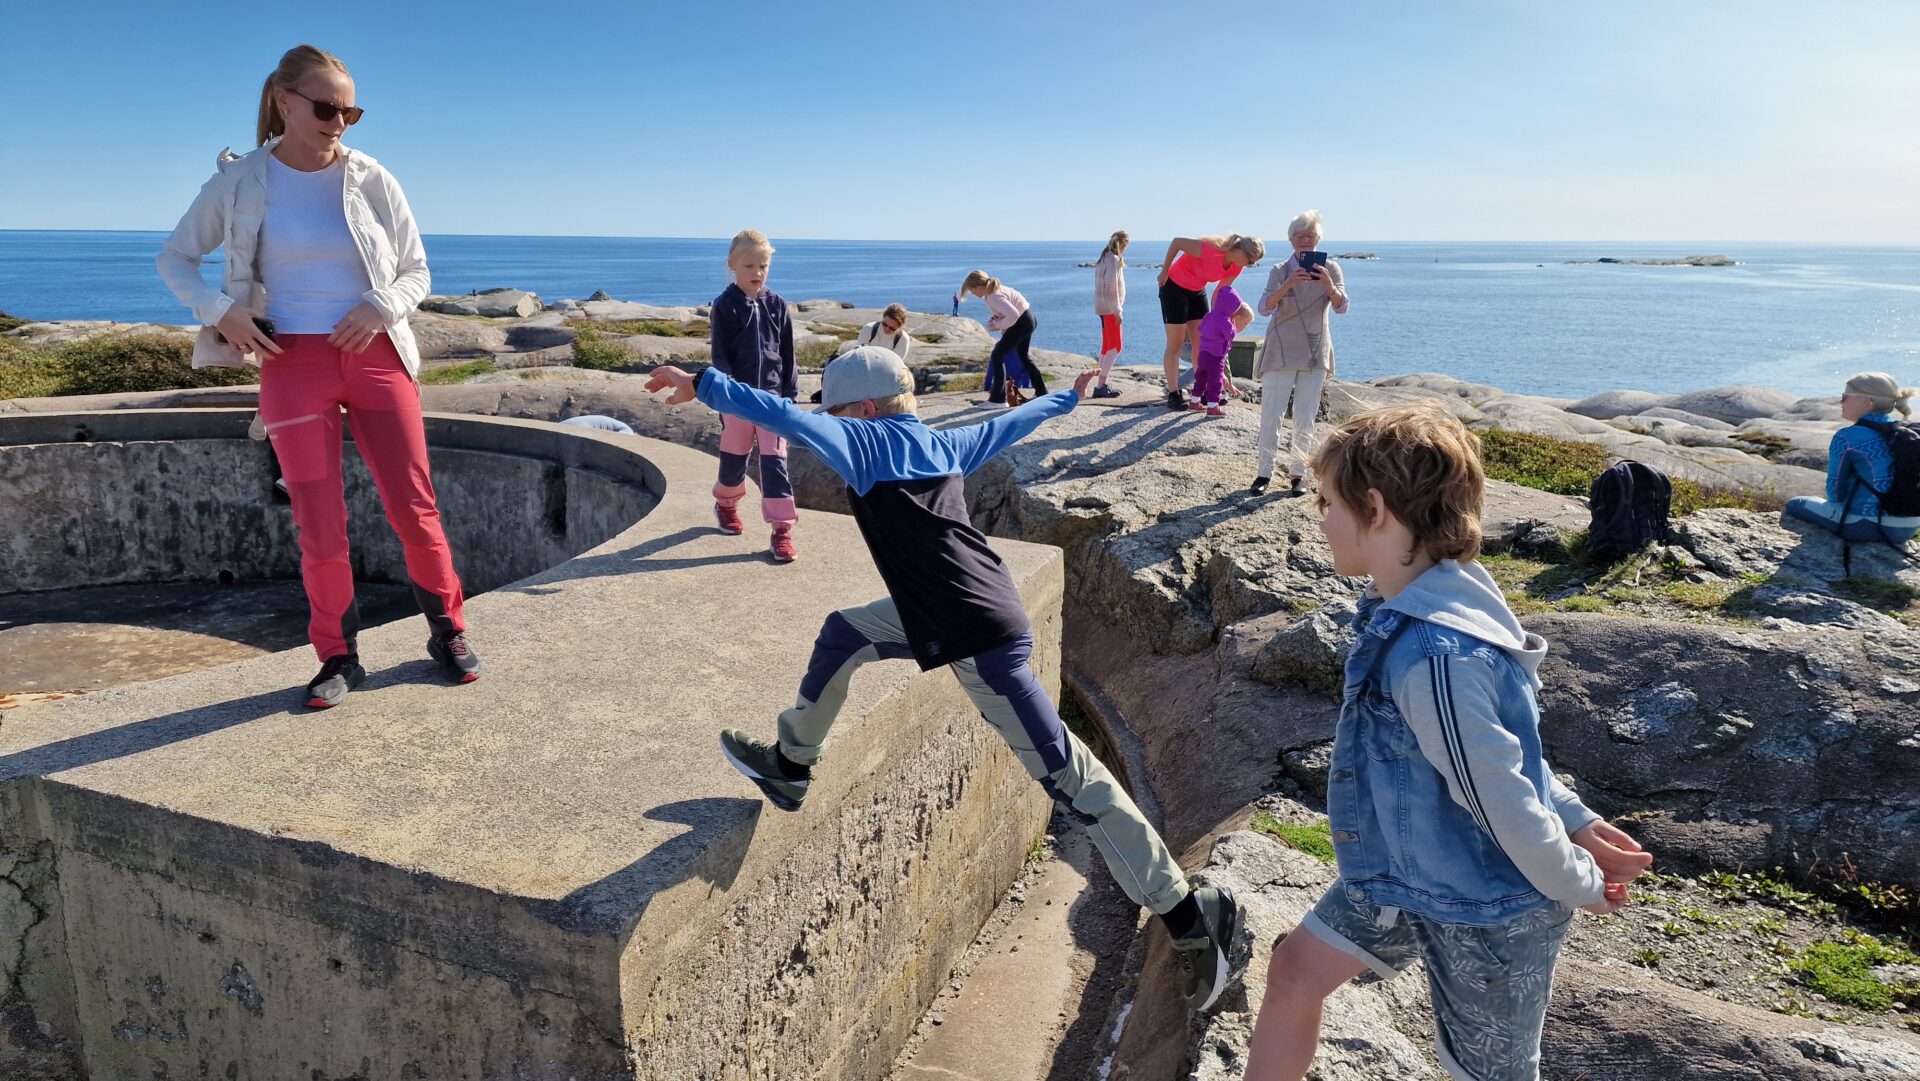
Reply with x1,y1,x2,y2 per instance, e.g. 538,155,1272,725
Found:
695,369,1079,667
1829,412,1900,518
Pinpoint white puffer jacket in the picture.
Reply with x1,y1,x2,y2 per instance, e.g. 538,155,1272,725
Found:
156,140,430,377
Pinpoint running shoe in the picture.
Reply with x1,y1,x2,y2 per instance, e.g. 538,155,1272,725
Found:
719,729,810,811
770,525,797,564
306,654,366,709
1171,885,1241,1012
714,501,745,536
428,630,483,683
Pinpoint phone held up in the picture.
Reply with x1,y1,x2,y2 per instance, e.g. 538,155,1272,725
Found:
1297,250,1329,274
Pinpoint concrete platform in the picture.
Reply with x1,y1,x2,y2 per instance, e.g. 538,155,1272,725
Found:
0,409,1059,1079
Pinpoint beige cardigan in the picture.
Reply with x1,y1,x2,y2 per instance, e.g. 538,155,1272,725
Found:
1255,256,1346,376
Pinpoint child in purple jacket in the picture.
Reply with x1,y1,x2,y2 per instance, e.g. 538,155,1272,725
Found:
1190,284,1253,418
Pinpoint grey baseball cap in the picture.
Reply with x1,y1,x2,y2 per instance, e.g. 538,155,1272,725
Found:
815,345,913,412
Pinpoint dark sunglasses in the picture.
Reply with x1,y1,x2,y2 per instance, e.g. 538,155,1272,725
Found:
288,88,364,126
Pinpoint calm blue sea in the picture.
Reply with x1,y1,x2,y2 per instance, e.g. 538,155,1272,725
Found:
3,231,1916,401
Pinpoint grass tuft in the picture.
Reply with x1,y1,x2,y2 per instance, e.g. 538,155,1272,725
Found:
1251,813,1336,862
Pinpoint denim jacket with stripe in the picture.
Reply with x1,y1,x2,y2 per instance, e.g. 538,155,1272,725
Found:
1327,560,1607,925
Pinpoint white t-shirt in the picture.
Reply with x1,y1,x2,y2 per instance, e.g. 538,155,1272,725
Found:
261,155,373,334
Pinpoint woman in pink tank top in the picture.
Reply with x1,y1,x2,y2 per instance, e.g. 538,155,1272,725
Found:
1156,234,1265,411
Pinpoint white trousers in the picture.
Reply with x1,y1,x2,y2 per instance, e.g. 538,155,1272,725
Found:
1258,368,1327,479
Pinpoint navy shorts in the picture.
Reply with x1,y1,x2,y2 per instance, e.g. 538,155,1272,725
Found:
1159,279,1208,325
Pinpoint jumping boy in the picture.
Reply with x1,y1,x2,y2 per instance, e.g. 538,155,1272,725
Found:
1244,404,1654,1081
645,347,1241,1011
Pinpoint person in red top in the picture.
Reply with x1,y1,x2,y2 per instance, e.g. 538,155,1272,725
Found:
1156,234,1265,411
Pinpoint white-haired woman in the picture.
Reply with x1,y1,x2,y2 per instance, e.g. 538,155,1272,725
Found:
157,44,481,709
1250,210,1348,496
1783,372,1919,544
1156,233,1264,411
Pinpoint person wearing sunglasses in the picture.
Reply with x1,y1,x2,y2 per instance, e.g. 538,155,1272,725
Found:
157,43,482,709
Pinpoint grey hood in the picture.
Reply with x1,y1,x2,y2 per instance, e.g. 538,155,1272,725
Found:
1381,559,1548,686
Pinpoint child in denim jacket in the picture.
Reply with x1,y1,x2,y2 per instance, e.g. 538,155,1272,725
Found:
1245,404,1655,1081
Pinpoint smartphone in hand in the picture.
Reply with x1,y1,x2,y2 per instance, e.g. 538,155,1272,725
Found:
1297,251,1329,274
216,316,278,346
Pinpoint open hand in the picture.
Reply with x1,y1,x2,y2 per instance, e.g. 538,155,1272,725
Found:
328,301,387,354
1572,819,1656,884
644,365,698,405
1072,368,1100,398
214,306,281,357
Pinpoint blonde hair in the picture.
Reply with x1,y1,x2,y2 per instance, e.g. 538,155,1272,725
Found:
882,303,909,324
1311,403,1486,564
728,229,774,261
1233,302,1255,322
1223,233,1266,264
1101,230,1130,259
961,269,1001,294
831,390,918,417
258,44,350,147
1846,371,1916,418
1288,210,1325,239
869,390,918,416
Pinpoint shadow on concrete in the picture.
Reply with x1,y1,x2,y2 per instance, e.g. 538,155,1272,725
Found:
504,526,764,590
525,797,762,935
0,685,299,781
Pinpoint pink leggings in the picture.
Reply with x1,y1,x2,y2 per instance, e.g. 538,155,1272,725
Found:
713,414,797,526
258,334,466,660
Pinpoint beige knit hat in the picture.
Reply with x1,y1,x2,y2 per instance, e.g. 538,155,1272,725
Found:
1844,372,1917,418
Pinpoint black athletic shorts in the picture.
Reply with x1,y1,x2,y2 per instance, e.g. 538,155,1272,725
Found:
1159,279,1208,324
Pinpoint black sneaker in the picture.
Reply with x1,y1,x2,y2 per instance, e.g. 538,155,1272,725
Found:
1092,385,1122,399
1249,475,1271,495
719,729,810,811
306,654,366,709
1166,390,1187,411
427,630,483,684
1288,475,1307,497
1171,885,1240,1012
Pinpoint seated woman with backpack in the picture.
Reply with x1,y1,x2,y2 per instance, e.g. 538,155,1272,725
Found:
1784,372,1920,545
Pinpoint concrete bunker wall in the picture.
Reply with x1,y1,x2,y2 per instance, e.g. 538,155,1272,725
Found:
0,410,1057,1080
0,410,660,597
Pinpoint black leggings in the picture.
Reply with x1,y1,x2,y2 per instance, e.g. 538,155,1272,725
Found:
985,312,1047,401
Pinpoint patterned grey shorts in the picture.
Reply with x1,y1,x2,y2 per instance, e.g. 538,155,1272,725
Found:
1301,881,1574,1081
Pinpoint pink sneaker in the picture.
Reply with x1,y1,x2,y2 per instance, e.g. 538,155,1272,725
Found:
770,526,797,564
1186,399,1206,411
1206,406,1226,418
714,501,744,535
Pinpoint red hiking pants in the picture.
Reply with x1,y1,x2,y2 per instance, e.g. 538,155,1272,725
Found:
258,334,466,660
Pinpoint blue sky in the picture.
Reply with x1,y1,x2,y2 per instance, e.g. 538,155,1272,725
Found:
3,1,1915,241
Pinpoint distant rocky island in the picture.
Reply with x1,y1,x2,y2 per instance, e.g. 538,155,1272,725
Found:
1334,251,1378,260
1565,255,1736,266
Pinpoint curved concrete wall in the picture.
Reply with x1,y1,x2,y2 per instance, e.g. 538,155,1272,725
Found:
0,412,1061,1081
0,410,661,597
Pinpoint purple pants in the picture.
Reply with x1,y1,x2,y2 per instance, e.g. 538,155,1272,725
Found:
1192,349,1228,405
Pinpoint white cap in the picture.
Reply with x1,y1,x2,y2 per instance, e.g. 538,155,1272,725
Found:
815,346,913,412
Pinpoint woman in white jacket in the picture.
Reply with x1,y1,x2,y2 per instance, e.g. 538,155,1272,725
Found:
156,44,481,709
1090,230,1127,398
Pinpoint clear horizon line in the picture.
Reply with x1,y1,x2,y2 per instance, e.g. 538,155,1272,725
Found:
1,228,1914,247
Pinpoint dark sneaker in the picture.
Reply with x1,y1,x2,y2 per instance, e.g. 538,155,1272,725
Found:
714,501,745,536
1166,390,1187,411
1288,475,1307,497
1249,475,1271,495
428,630,483,684
1171,885,1240,1012
770,526,797,564
719,729,809,811
1092,385,1122,399
306,654,366,709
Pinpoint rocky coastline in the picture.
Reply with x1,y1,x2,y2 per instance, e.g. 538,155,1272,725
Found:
5,294,1918,1079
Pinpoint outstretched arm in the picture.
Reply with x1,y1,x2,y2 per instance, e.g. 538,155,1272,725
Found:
949,369,1097,475
646,366,874,491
